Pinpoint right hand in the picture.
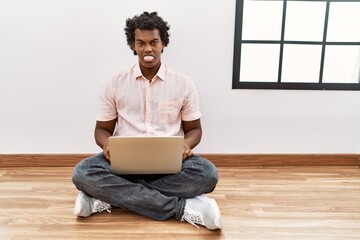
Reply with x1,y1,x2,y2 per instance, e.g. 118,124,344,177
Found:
103,141,111,161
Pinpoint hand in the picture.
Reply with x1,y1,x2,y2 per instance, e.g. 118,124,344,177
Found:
103,141,111,162
182,143,193,160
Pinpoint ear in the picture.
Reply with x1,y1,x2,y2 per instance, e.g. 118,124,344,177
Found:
131,43,137,55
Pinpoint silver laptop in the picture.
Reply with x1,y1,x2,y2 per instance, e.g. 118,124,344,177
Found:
108,136,184,174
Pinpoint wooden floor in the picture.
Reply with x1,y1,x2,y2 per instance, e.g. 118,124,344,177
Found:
0,166,360,240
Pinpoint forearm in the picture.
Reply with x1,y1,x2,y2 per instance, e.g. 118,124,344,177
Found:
184,127,202,149
182,119,202,149
94,119,117,149
95,128,112,149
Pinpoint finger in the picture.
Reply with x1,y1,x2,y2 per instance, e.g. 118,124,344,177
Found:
104,149,111,162
188,150,193,157
183,149,192,160
182,151,187,160
183,149,189,160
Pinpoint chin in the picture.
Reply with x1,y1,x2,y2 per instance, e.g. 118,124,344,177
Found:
141,61,158,68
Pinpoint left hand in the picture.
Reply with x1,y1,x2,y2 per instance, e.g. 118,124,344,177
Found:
182,143,193,160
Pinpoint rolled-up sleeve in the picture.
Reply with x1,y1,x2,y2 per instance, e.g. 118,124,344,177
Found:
181,79,202,121
96,78,117,121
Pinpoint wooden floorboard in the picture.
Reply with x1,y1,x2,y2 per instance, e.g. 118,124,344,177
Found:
1,166,360,239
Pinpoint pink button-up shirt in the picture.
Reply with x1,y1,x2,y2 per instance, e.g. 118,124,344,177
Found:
96,63,201,136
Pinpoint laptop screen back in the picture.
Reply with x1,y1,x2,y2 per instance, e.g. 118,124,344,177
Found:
109,136,184,174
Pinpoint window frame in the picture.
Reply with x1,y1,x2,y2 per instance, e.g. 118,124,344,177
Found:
232,0,360,90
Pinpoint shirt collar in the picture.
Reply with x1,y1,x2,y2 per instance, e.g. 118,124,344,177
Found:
134,63,166,81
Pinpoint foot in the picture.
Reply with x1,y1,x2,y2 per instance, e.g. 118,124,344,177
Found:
181,194,223,230
73,191,112,217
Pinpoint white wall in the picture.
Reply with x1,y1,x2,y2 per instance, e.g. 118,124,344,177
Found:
1,0,359,154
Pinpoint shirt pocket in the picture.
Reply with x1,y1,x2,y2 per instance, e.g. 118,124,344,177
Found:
159,101,182,124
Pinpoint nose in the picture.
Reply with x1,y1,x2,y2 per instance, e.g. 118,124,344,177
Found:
145,44,152,52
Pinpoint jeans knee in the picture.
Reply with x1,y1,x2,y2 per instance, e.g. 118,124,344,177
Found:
206,161,219,189
191,156,219,191
71,153,109,190
72,162,83,189
72,158,91,189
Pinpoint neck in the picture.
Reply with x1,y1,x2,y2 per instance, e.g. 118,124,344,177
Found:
140,62,161,81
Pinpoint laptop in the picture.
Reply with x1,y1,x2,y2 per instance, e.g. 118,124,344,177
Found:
108,136,184,174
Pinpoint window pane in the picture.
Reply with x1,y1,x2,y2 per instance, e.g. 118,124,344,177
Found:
242,0,283,40
327,2,360,42
282,44,322,83
284,1,326,41
240,44,280,82
323,45,360,83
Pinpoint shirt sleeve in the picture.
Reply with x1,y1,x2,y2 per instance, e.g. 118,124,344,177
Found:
96,78,117,121
181,79,202,121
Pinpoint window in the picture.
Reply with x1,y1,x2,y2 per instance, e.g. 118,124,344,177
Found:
232,0,360,90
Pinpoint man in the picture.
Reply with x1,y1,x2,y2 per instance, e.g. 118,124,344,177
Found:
72,11,222,230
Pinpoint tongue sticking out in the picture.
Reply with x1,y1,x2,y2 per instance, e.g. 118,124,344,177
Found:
144,56,154,62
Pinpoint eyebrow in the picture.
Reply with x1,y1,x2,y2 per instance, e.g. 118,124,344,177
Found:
135,38,160,42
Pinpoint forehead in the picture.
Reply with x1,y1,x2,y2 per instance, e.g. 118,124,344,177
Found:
134,29,161,41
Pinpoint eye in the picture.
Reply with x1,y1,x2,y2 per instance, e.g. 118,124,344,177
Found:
151,41,159,47
137,42,144,47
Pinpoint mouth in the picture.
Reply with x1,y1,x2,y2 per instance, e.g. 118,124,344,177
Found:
143,55,155,63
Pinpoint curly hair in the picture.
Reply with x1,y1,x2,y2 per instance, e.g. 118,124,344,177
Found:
124,11,170,55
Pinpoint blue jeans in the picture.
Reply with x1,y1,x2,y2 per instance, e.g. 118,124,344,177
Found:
72,153,219,221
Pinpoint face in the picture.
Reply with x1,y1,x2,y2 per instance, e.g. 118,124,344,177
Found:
132,29,164,70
